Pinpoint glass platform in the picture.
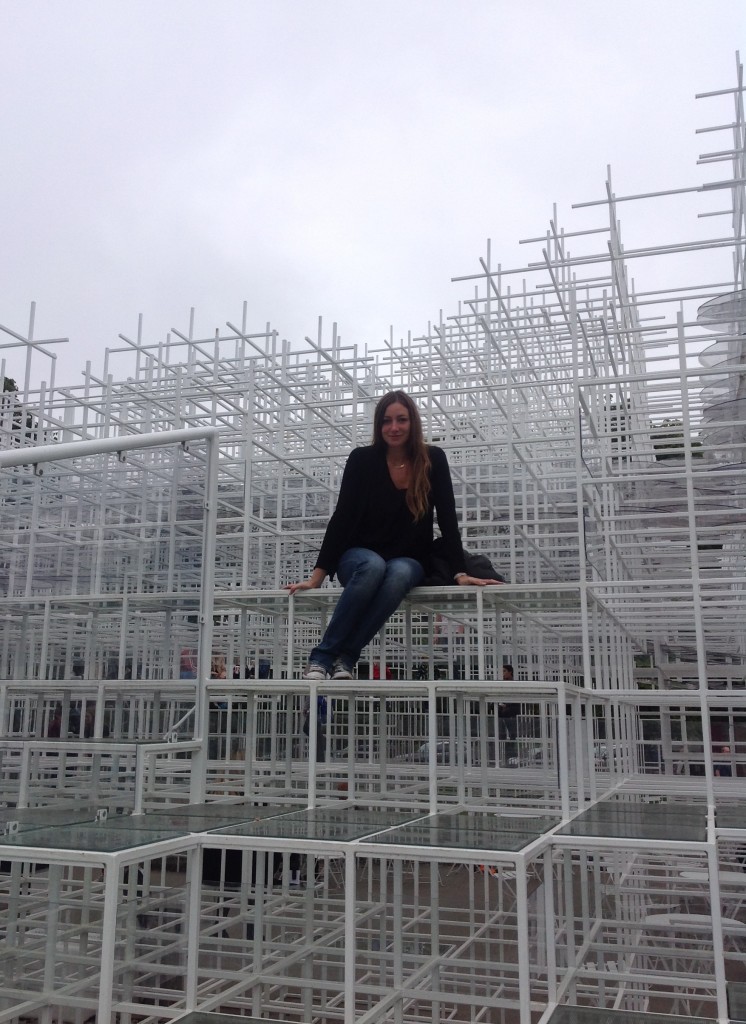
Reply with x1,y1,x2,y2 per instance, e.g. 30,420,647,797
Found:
717,803,746,829
0,802,299,852
729,982,746,1023
547,1005,715,1024
559,797,708,842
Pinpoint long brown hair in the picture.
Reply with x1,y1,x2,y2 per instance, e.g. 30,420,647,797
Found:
372,391,431,521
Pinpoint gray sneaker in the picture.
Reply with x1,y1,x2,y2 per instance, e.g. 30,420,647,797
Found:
331,660,354,680
303,663,329,680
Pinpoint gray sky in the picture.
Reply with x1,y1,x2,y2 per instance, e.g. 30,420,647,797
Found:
1,0,744,388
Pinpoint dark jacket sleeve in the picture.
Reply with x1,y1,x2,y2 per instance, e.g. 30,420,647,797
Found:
315,447,366,577
428,446,466,578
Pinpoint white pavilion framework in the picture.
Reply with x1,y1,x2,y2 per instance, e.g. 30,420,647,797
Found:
0,53,743,1024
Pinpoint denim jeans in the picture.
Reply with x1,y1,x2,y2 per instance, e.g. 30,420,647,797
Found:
310,547,424,671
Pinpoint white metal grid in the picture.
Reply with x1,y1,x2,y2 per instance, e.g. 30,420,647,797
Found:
0,51,743,1024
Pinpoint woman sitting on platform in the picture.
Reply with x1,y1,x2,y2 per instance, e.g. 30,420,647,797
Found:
285,390,501,680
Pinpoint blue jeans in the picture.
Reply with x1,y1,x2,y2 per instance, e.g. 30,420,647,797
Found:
310,547,424,671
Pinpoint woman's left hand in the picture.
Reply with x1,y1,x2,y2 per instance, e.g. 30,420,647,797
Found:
456,575,504,586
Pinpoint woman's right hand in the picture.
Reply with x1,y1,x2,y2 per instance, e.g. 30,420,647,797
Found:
284,578,317,595
284,568,327,595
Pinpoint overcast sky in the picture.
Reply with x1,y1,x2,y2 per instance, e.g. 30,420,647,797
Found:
1,1,743,389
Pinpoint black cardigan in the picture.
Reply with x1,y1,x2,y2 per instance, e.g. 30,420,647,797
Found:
315,444,466,579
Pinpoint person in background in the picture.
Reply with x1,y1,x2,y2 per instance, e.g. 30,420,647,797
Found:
285,390,501,680
180,649,197,679
47,704,63,738
714,744,733,777
498,664,521,765
302,695,329,762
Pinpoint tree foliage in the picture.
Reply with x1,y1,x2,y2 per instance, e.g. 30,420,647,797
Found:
650,418,702,460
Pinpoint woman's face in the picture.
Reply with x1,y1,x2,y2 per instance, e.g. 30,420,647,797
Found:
380,401,411,449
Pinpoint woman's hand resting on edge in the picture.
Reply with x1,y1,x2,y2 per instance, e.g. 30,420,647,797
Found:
284,567,327,595
456,574,504,586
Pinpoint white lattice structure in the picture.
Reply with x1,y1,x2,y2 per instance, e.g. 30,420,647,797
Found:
0,53,743,1024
